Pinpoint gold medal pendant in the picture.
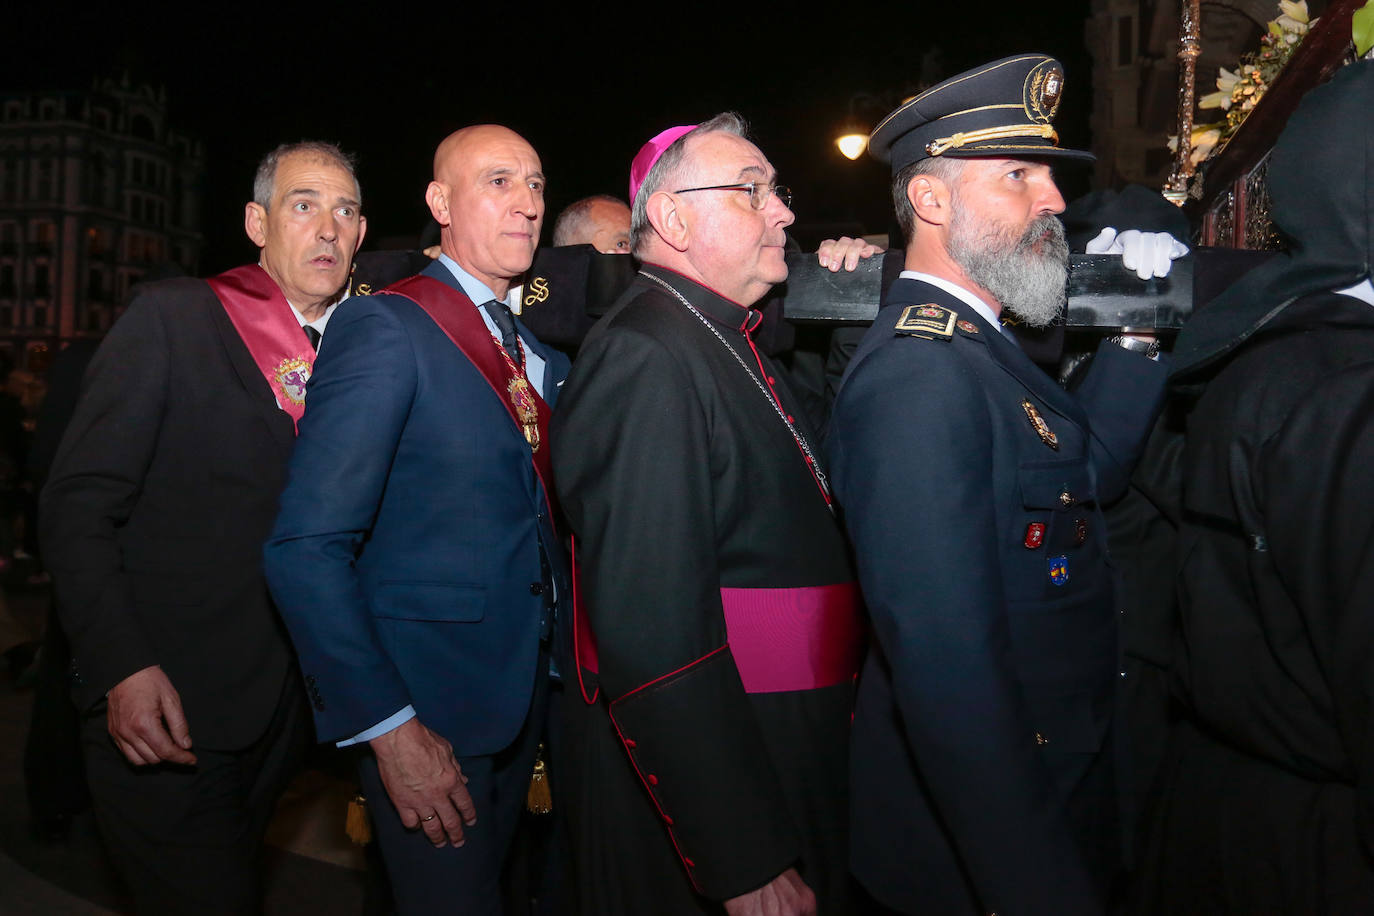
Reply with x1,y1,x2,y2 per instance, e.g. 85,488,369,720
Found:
508,376,541,452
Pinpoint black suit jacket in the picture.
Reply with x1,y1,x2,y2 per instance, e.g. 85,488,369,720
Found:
41,276,297,749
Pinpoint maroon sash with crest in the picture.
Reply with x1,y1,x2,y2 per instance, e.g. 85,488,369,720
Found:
206,264,316,433
383,274,555,518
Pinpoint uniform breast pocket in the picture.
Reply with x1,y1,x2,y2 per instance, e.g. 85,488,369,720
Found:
372,581,486,622
1015,461,1102,594
1017,460,1095,513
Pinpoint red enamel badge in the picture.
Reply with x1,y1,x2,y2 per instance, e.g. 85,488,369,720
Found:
1024,522,1045,549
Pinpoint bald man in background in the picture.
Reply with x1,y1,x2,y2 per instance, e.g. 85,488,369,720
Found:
551,193,632,253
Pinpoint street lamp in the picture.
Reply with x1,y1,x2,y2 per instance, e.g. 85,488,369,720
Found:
836,131,868,160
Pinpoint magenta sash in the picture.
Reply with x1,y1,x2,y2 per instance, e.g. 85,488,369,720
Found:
577,582,865,695
206,264,315,433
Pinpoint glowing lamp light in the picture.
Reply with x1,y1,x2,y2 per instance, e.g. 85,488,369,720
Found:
836,133,868,160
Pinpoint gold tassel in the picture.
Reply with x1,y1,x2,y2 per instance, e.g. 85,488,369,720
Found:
345,791,372,845
526,742,552,814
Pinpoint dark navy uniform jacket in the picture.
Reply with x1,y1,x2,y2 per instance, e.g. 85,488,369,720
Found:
828,277,1167,916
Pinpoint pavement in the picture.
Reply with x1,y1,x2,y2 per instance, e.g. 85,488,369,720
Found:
0,582,374,915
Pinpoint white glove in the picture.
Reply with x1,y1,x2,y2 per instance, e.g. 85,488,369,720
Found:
1085,227,1190,280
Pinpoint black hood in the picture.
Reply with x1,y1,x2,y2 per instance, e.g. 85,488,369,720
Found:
1171,59,1374,383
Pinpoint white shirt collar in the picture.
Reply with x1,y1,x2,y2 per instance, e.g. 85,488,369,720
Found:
288,301,337,334
436,253,518,309
1334,277,1374,307
899,270,1015,340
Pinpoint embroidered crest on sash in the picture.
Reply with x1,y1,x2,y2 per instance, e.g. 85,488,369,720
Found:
275,357,312,406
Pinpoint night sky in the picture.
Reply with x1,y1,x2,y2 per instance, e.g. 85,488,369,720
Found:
5,4,1093,269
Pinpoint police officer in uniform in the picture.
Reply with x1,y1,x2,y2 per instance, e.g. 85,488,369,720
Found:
826,55,1169,916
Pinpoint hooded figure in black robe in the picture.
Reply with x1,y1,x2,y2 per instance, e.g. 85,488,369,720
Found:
1132,59,1374,914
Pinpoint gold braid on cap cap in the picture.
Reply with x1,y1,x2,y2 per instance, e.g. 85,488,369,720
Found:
925,123,1058,157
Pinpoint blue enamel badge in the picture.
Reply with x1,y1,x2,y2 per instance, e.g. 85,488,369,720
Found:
1048,555,1070,586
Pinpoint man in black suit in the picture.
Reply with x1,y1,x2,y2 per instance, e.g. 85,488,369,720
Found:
40,141,366,914
827,56,1168,915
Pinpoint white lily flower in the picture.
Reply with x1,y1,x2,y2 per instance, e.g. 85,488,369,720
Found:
1278,0,1309,24
1189,127,1221,166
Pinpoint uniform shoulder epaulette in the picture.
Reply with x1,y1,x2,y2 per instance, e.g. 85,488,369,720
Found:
894,303,956,340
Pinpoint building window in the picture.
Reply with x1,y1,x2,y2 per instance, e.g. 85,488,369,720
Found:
32,222,55,256
1,159,17,203
0,265,13,298
33,264,50,299
0,307,12,327
33,306,48,327
4,102,21,121
1116,15,1135,68
87,226,108,256
87,267,104,300
0,223,15,255
131,114,155,140
36,159,54,201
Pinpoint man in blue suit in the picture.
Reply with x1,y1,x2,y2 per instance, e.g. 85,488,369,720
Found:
264,124,570,915
827,56,1168,915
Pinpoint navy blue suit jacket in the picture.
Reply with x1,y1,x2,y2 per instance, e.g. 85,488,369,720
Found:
828,278,1167,915
263,260,570,755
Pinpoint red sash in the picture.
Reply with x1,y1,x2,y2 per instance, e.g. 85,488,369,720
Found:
383,274,555,517
206,264,315,433
575,581,865,696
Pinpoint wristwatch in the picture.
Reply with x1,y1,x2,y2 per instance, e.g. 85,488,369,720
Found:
1107,334,1161,361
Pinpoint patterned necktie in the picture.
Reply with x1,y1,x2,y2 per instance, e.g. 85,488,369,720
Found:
483,300,524,368
303,325,322,351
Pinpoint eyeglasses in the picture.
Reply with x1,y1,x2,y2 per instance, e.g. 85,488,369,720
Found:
672,181,793,211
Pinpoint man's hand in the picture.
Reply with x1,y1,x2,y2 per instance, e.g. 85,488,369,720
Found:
106,665,197,766
723,868,816,916
817,236,885,273
1086,227,1190,280
370,717,476,848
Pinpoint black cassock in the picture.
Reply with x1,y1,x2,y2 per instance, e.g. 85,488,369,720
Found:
551,266,861,914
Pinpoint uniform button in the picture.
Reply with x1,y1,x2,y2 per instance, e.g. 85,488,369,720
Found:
529,582,545,596
766,376,775,384
647,774,659,785
623,739,636,749
1059,491,1074,507
663,815,674,825
1120,670,1128,678
684,857,695,868
786,414,794,423
1035,732,1049,746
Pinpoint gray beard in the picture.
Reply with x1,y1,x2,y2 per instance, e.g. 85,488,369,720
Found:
948,211,1068,329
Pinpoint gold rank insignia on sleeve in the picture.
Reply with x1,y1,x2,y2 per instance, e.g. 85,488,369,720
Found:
894,304,956,340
